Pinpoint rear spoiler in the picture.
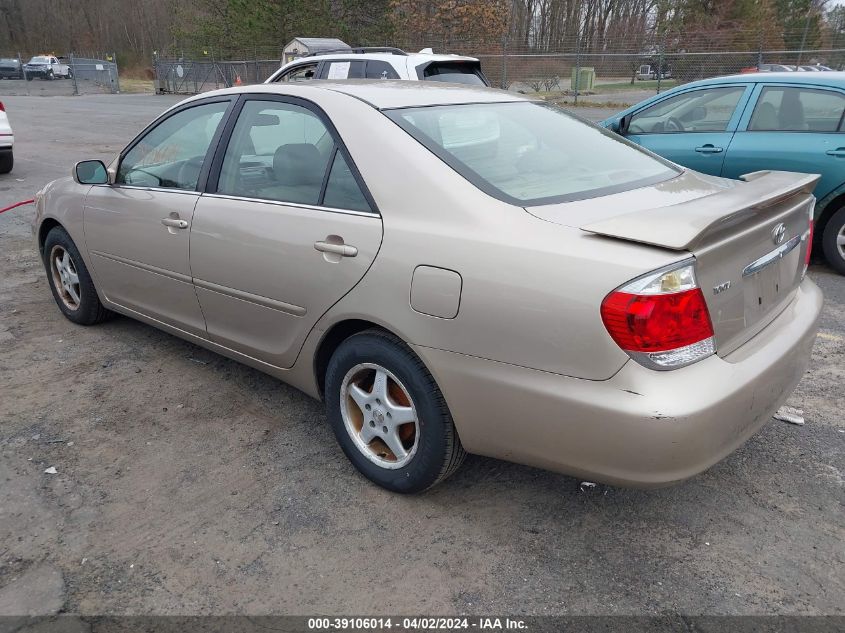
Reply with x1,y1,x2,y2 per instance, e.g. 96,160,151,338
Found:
580,170,819,251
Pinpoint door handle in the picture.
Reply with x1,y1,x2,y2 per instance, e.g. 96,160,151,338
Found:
826,148,845,157
694,145,724,154
161,217,188,229
314,240,357,257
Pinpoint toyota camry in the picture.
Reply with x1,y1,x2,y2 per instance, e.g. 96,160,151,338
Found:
33,81,822,492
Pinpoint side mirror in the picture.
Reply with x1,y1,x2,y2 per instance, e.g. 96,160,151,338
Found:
73,160,109,185
617,114,631,135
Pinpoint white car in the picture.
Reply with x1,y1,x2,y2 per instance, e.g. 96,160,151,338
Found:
24,55,73,80
0,101,13,173
265,47,490,86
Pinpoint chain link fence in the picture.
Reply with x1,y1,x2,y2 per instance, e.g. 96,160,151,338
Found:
479,48,845,105
152,40,845,104
0,52,119,96
153,52,281,95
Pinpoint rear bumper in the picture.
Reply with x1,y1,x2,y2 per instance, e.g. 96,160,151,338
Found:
415,278,822,487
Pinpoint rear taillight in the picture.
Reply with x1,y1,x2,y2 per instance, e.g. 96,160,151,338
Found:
0,101,5,112
600,260,715,370
803,202,814,277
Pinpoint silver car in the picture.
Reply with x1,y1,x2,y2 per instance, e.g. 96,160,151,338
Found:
33,81,822,492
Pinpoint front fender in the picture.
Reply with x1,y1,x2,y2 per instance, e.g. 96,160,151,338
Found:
34,177,91,260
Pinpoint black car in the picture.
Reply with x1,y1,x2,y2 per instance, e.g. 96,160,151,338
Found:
0,58,24,79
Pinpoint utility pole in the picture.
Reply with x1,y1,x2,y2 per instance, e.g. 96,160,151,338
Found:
796,5,813,66
574,24,582,105
70,52,79,96
501,0,518,88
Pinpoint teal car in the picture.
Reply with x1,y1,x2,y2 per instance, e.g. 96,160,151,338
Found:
602,72,845,274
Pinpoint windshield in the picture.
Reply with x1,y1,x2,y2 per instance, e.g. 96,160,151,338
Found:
29,57,50,64
386,102,679,206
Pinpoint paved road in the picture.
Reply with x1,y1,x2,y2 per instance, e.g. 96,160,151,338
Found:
0,94,843,617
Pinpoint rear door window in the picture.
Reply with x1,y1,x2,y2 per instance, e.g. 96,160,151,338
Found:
320,60,365,79
748,86,845,132
216,99,372,212
365,61,399,80
322,151,372,212
218,100,332,205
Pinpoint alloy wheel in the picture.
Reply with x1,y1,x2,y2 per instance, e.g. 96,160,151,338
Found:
340,363,420,469
49,245,81,310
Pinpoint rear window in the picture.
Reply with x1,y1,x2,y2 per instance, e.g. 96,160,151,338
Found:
365,60,400,80
386,102,679,206
419,62,488,86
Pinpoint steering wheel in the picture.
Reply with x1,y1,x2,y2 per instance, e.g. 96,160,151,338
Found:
665,117,685,133
176,157,205,190
124,168,162,187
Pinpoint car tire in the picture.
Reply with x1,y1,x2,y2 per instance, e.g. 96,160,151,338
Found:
325,329,466,493
822,206,845,276
0,151,11,174
43,226,113,325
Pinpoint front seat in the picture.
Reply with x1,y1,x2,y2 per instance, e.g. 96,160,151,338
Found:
751,101,778,130
267,143,326,205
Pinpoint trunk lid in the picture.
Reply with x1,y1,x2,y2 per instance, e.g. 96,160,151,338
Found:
579,170,818,356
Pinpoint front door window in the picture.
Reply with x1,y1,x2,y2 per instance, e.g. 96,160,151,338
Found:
629,87,746,134
117,102,229,190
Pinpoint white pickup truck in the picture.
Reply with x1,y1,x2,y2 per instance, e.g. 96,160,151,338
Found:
24,55,72,80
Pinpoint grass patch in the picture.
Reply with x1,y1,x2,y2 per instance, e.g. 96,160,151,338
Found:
119,78,155,94
540,94,632,109
593,79,678,92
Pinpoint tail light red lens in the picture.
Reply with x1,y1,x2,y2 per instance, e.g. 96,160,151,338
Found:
0,101,5,112
803,202,815,278
601,288,714,352
805,220,814,267
601,261,715,370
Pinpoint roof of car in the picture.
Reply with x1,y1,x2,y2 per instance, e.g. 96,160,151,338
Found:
198,80,532,110
281,51,479,66
681,71,845,88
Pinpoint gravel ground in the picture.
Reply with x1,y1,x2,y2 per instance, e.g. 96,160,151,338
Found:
0,94,843,617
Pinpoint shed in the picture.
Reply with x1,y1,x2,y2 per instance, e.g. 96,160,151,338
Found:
283,38,350,64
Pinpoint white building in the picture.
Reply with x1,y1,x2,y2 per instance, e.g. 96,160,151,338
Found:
283,38,350,64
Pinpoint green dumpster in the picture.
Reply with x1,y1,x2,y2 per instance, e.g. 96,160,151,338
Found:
571,67,595,91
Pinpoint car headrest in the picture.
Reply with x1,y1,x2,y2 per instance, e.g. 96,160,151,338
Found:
753,102,778,130
273,144,324,186
779,91,805,129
